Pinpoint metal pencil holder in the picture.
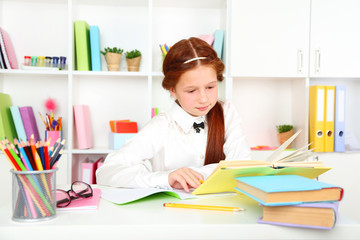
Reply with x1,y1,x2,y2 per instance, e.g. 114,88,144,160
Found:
11,168,57,222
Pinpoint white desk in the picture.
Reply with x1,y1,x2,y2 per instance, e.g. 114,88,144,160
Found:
0,186,359,240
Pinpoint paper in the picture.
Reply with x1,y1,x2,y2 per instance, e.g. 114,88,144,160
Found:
101,188,197,205
57,188,101,211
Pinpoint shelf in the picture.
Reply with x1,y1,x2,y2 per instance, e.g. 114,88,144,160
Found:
0,69,68,76
71,148,113,154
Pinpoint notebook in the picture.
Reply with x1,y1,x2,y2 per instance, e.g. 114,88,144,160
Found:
57,188,101,211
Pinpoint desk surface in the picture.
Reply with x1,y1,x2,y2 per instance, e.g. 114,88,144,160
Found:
1,186,360,240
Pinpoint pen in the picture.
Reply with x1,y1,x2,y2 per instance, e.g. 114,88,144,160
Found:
163,203,244,212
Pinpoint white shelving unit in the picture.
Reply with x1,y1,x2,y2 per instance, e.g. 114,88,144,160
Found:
1,0,360,186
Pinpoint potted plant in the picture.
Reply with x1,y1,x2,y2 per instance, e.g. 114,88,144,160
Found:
125,49,141,72
101,47,124,71
276,124,294,148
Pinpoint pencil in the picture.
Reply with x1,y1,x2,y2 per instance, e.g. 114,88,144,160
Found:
163,203,244,212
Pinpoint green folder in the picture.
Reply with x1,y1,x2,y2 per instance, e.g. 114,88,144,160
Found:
0,93,17,141
74,21,91,71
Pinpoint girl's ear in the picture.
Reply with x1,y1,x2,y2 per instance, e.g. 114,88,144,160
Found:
169,87,177,99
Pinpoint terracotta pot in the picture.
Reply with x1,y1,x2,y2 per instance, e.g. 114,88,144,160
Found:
126,56,141,72
105,52,122,71
278,129,294,148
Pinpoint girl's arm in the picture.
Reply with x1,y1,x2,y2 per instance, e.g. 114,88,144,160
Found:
96,118,171,189
223,101,252,160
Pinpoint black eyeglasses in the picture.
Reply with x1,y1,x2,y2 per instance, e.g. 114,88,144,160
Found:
56,181,93,208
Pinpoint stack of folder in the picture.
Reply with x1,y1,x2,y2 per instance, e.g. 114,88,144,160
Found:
309,85,346,152
234,175,344,229
108,120,138,150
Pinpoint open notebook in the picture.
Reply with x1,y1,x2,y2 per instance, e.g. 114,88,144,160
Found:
193,130,331,195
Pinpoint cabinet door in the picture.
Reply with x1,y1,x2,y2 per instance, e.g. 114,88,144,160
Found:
230,0,310,77
310,0,360,77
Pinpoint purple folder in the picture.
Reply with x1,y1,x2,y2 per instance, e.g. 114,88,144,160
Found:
334,85,346,152
258,202,339,230
19,106,40,142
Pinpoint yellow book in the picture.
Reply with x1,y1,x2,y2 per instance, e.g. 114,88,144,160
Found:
324,86,335,152
309,85,326,152
193,130,331,195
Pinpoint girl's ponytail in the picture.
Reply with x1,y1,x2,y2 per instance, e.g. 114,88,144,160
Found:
205,101,225,165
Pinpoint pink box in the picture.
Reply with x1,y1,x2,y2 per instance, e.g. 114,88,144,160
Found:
45,130,63,148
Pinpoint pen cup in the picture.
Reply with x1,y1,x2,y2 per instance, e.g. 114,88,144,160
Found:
11,168,57,222
45,130,63,148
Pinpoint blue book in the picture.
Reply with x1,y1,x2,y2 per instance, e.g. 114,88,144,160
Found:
213,30,224,60
10,106,27,141
234,175,343,206
90,26,101,71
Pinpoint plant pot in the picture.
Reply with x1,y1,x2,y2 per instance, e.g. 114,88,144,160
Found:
105,52,122,71
126,56,141,72
278,129,294,148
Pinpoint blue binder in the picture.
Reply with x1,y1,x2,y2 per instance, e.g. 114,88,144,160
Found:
334,85,346,152
90,26,101,71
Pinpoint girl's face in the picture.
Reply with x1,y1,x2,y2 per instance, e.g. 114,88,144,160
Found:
170,65,218,117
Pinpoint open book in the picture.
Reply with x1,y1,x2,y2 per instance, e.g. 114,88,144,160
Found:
193,130,331,195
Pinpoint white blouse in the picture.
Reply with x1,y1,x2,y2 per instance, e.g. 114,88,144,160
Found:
96,101,251,189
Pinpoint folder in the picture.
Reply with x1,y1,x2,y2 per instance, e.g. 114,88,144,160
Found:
109,120,138,133
309,86,325,152
324,86,335,152
0,93,17,141
81,157,103,184
73,105,93,149
10,106,27,141
74,21,91,71
334,85,346,152
89,26,101,71
213,30,224,60
19,106,41,142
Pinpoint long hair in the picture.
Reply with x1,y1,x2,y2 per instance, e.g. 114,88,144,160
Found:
162,37,225,165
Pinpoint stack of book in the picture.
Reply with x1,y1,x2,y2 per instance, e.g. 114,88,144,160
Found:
234,175,344,229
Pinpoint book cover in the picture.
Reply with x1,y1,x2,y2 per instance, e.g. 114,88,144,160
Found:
213,30,224,60
258,202,339,229
19,106,40,142
10,106,27,141
0,27,18,69
234,175,343,206
73,105,93,149
0,93,17,141
74,21,91,71
89,25,101,71
110,120,138,133
57,188,101,211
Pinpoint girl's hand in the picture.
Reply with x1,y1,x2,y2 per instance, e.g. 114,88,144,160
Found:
168,167,204,192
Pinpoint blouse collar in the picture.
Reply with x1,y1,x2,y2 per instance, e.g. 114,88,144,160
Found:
170,102,206,133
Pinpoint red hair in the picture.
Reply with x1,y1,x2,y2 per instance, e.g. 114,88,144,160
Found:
162,37,225,165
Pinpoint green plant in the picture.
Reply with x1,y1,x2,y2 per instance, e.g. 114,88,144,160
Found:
276,124,293,133
101,47,124,55
125,49,142,59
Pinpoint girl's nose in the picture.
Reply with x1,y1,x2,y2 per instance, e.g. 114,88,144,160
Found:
198,89,208,103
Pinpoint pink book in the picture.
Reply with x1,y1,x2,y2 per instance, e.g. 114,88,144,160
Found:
81,157,103,184
57,188,101,211
0,27,18,69
19,106,40,142
73,105,93,149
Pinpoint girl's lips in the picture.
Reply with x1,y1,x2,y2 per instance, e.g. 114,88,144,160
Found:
197,106,208,111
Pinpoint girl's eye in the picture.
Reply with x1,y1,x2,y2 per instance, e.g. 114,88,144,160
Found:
187,90,195,93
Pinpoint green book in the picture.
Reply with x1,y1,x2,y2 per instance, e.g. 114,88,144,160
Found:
0,93,17,141
74,21,91,71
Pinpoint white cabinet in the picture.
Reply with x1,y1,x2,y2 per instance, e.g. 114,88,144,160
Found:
230,0,310,77
310,0,360,77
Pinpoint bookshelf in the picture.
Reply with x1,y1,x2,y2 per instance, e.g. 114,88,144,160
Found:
1,0,360,185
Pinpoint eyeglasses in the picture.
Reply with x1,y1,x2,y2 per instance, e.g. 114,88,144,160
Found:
56,181,93,208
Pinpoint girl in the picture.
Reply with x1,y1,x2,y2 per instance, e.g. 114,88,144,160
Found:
96,37,251,192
